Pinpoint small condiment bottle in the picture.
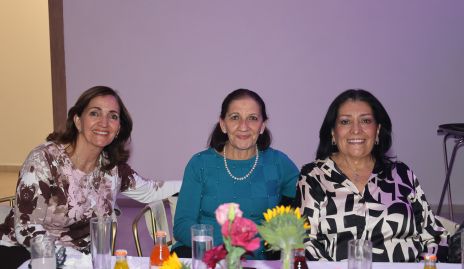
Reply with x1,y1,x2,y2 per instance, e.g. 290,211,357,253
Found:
293,248,309,269
150,231,170,268
423,253,437,269
114,249,130,269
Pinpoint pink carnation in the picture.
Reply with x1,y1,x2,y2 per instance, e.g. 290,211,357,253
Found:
215,203,242,226
221,217,260,252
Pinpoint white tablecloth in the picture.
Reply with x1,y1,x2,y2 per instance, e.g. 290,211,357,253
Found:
242,260,461,269
19,253,461,269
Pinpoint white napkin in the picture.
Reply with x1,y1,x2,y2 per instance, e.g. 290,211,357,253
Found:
62,248,93,269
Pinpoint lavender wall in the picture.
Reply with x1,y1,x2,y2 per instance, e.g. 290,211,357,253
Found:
63,1,464,206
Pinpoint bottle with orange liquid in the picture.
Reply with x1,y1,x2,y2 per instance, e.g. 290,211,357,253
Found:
423,254,437,269
114,249,129,269
150,231,170,268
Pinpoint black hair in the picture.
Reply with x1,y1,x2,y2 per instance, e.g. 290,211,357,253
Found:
316,89,392,165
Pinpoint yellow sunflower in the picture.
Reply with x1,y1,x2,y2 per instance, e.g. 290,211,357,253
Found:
160,253,190,269
259,205,310,251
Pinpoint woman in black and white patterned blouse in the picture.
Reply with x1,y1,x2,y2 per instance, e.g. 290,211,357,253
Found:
295,89,448,262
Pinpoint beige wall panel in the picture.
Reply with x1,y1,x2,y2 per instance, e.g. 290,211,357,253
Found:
0,2,53,165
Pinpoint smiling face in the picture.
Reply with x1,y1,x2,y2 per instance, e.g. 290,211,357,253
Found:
73,95,121,151
332,100,380,161
219,97,266,158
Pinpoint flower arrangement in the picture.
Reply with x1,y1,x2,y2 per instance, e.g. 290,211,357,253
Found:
160,253,191,269
257,205,310,269
203,203,260,269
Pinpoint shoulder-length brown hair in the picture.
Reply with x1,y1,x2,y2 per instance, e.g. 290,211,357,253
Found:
47,86,133,170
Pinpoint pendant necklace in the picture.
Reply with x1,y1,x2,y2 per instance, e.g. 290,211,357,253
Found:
342,157,372,182
74,153,103,190
223,145,259,181
346,159,360,181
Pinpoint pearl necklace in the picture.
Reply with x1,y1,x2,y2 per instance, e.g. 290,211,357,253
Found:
223,145,259,181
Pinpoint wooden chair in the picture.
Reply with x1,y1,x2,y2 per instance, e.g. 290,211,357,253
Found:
111,217,118,255
0,195,15,207
0,195,15,222
132,195,178,256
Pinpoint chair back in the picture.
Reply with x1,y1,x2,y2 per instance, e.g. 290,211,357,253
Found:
436,215,459,235
132,195,178,256
0,195,15,222
145,196,178,245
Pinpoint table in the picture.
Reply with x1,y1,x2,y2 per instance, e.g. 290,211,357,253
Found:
19,255,461,269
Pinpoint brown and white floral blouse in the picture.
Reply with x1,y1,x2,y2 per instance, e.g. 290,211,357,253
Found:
0,142,169,252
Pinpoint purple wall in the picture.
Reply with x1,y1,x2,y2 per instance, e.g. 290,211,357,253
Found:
63,1,464,207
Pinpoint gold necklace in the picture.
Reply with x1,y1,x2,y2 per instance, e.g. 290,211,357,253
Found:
73,155,98,173
341,156,373,182
67,146,101,174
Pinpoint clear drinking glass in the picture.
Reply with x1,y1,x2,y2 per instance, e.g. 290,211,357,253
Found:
191,224,213,269
348,239,372,269
90,216,112,269
30,235,56,269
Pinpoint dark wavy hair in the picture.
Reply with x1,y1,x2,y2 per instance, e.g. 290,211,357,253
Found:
208,89,271,151
47,86,133,170
316,89,392,164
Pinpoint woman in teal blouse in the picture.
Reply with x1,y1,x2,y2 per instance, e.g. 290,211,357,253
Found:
172,89,299,259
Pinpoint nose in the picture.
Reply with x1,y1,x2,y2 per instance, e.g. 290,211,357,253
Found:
351,121,360,134
99,115,109,127
238,119,248,131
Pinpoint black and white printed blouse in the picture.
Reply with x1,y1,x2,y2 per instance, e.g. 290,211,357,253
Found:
296,157,449,262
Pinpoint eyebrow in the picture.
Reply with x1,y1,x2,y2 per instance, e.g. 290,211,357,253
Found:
338,113,373,117
87,106,120,114
227,112,261,117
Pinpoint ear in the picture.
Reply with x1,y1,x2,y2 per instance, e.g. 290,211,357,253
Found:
377,124,381,136
73,115,81,132
260,121,266,134
219,118,226,134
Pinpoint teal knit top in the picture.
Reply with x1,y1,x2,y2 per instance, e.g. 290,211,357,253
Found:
173,147,299,259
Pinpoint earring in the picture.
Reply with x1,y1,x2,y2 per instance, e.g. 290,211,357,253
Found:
375,136,379,145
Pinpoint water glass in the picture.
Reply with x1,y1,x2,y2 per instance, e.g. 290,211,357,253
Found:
191,224,213,269
348,239,372,269
90,216,112,269
30,235,56,269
